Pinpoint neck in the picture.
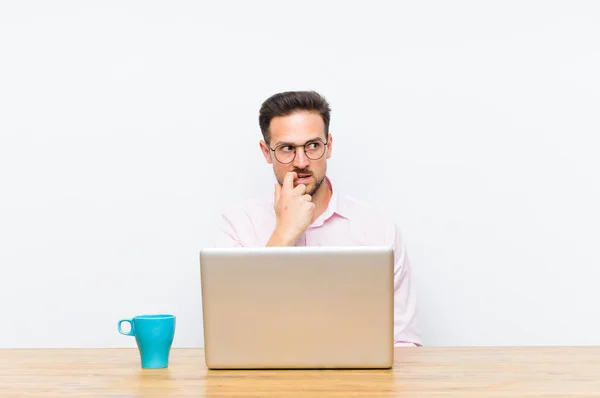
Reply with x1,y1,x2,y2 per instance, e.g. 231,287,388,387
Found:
311,177,332,222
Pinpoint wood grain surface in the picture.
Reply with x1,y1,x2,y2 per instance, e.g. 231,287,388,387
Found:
1,346,599,397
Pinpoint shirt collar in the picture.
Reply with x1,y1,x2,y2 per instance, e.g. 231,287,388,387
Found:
311,176,351,227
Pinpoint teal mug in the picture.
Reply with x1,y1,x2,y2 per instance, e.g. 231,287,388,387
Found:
118,314,176,369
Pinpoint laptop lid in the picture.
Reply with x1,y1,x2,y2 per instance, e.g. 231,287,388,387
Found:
199,245,394,369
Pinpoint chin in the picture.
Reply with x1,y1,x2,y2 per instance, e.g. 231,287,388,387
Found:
297,181,314,191
308,183,321,196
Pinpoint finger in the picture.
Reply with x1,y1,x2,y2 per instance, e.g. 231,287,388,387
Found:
282,172,297,192
294,183,307,195
302,194,312,202
274,183,281,204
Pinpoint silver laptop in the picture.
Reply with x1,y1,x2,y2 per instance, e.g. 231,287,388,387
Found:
199,245,394,369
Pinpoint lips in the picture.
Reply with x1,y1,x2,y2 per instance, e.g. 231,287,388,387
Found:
295,174,312,185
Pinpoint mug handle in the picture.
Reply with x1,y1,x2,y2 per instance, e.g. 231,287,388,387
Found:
118,319,135,336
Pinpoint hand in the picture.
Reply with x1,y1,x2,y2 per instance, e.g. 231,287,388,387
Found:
267,172,315,246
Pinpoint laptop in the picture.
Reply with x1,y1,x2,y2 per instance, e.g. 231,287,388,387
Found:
199,245,394,369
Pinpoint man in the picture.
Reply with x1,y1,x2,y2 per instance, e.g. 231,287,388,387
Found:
214,90,422,347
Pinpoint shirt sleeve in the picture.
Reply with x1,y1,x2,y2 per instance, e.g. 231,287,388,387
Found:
392,224,423,347
213,212,245,248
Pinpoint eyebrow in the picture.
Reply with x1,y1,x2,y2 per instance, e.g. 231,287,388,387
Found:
273,137,323,147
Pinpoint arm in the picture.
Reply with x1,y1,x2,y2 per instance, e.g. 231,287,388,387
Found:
392,224,422,347
266,230,295,247
266,172,314,247
213,213,244,248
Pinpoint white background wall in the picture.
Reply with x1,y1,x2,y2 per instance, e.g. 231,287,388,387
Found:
1,1,599,348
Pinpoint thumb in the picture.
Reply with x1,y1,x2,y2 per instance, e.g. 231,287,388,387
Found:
274,183,281,204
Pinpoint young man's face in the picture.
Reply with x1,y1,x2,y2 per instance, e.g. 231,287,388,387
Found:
260,110,332,196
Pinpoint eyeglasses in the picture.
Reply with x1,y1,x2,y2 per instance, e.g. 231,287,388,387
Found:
268,138,328,164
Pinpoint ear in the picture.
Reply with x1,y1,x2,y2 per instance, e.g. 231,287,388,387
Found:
259,140,273,164
325,133,333,159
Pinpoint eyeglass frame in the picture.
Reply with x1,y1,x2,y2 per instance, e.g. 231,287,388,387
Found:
267,138,329,164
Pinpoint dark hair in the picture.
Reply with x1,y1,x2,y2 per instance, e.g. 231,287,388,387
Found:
258,90,331,144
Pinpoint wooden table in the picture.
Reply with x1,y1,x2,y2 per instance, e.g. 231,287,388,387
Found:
1,347,599,397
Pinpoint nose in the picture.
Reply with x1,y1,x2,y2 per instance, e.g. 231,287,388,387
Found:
292,147,310,169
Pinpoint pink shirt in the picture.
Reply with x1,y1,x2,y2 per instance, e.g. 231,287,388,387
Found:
214,177,422,347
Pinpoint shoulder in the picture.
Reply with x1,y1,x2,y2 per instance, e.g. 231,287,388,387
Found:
339,192,394,224
337,192,400,243
338,192,410,260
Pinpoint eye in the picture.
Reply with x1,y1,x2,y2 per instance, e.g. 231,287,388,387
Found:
306,142,321,150
279,145,295,152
